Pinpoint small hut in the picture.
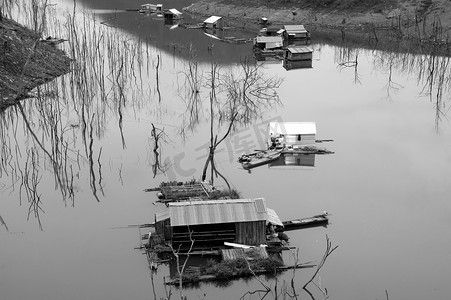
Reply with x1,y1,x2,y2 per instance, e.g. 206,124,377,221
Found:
139,3,163,14
164,8,183,20
268,122,317,147
154,198,282,250
283,25,310,40
203,16,224,29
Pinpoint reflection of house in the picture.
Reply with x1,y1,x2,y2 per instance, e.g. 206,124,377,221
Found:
283,46,313,61
269,153,315,168
268,122,316,147
163,8,183,20
139,3,163,14
203,16,224,29
283,25,310,39
253,36,283,51
154,198,282,250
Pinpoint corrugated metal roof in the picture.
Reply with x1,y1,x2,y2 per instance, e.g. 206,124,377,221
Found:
269,122,316,135
255,36,283,43
156,208,170,222
204,16,222,24
286,46,313,54
167,8,182,15
283,25,308,33
157,198,274,226
266,208,283,226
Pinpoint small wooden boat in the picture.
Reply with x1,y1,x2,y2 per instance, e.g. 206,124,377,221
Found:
240,149,282,169
281,212,329,231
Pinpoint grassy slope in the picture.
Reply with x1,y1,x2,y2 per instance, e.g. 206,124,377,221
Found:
221,0,399,12
187,0,451,34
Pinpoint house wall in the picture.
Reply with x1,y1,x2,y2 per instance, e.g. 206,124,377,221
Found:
285,32,308,39
289,52,313,61
155,219,172,241
285,133,316,146
235,221,266,245
171,223,236,250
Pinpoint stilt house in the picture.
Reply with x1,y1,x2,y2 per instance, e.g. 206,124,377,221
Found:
164,8,183,20
154,198,282,250
203,16,224,29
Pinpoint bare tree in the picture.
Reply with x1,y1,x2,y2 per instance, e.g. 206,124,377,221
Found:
199,58,282,186
303,235,338,298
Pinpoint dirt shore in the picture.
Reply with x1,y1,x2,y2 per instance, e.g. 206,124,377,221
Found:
185,0,451,36
0,17,71,110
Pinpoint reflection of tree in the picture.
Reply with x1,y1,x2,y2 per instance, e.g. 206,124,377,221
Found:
336,47,360,85
179,57,282,186
179,46,202,134
1,0,160,226
149,123,170,178
335,44,451,130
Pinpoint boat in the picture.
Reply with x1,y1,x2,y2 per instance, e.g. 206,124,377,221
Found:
281,145,334,155
280,212,329,231
239,149,282,169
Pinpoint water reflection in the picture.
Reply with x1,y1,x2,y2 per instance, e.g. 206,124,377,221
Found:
149,123,170,178
1,1,161,220
333,44,451,129
269,154,316,169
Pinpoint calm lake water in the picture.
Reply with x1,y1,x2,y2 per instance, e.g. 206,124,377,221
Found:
1,1,451,300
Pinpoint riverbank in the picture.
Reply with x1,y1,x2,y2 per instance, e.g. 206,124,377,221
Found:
0,16,71,110
185,0,451,43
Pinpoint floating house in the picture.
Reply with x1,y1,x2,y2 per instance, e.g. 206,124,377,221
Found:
164,8,183,20
139,3,163,14
283,46,313,61
203,16,224,29
283,25,310,40
253,36,283,51
268,122,317,147
259,25,284,37
153,198,283,251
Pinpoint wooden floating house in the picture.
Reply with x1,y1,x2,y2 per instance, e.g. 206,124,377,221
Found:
203,16,224,29
139,3,163,14
253,36,283,52
268,122,317,148
163,8,183,20
153,198,283,251
283,46,313,61
282,25,310,40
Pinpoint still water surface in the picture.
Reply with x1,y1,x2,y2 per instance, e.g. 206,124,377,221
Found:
1,1,451,300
